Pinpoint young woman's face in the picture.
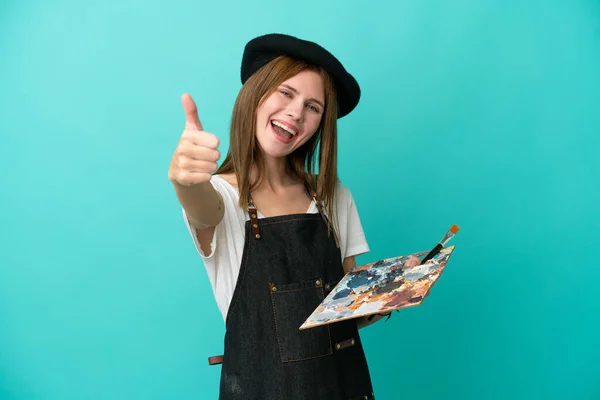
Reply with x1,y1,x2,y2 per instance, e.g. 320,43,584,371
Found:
255,70,325,159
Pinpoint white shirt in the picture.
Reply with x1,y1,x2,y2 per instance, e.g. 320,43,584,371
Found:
182,175,370,321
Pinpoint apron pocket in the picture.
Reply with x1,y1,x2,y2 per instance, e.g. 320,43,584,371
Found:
269,279,333,363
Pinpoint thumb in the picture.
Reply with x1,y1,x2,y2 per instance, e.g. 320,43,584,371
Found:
181,93,204,131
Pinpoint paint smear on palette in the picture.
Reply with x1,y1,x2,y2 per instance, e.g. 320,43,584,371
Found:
299,246,456,330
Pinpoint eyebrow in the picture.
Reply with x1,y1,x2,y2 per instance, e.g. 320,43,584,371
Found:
281,84,325,109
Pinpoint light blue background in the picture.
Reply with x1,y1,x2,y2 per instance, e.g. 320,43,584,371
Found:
1,1,599,399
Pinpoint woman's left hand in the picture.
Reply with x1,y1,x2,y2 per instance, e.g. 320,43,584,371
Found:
405,255,422,268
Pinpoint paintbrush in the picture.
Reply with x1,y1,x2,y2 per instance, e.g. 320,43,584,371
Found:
420,224,460,264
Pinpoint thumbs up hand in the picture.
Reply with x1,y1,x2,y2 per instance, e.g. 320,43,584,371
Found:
168,94,221,186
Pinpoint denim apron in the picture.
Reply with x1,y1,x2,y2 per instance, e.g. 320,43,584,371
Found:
218,201,375,400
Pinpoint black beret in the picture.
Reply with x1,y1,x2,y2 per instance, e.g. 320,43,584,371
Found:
241,33,361,118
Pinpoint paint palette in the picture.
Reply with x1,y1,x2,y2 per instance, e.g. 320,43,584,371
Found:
299,246,456,330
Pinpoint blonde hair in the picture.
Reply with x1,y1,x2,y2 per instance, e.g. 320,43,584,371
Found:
216,56,340,243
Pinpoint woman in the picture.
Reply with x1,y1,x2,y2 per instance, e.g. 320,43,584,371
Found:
169,33,384,400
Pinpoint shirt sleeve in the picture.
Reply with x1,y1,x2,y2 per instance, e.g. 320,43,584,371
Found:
339,184,370,259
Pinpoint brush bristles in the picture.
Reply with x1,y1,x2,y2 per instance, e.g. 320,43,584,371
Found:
450,224,460,234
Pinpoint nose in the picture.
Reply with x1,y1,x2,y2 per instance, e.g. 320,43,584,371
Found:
286,99,304,121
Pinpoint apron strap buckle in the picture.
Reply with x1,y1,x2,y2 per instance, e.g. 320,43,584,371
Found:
248,205,261,240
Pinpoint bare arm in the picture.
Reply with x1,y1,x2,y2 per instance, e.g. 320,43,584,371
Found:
168,94,224,231
172,180,224,229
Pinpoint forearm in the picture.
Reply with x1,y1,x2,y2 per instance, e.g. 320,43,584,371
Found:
172,181,224,228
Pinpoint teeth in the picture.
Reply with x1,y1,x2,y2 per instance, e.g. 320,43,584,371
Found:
272,121,297,136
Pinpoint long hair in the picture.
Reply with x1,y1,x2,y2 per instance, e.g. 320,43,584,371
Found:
215,56,340,243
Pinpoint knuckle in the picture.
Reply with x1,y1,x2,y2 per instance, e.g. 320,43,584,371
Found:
179,171,190,181
175,173,190,185
182,130,196,140
179,159,192,171
181,130,195,142
203,132,219,147
176,142,189,155
185,172,201,184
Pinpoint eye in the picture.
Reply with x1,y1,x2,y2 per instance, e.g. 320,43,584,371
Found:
306,104,320,113
279,90,292,98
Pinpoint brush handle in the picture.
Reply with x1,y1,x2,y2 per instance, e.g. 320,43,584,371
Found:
421,243,443,264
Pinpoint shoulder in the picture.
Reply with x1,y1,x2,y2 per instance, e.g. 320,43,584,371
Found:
209,174,238,197
215,173,238,189
312,174,353,203
335,181,352,198
321,180,360,221
332,180,370,258
333,181,356,207
208,174,241,211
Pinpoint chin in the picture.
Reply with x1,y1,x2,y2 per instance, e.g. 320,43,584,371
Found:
256,129,295,158
261,146,292,159
255,138,288,159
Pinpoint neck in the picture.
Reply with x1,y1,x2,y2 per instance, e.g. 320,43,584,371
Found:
253,155,297,193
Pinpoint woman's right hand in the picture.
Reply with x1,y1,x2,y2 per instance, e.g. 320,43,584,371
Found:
168,93,221,186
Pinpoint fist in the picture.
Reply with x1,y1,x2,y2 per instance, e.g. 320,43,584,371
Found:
168,94,221,186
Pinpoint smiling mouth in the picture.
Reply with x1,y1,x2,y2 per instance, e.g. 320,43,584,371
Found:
271,120,297,140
